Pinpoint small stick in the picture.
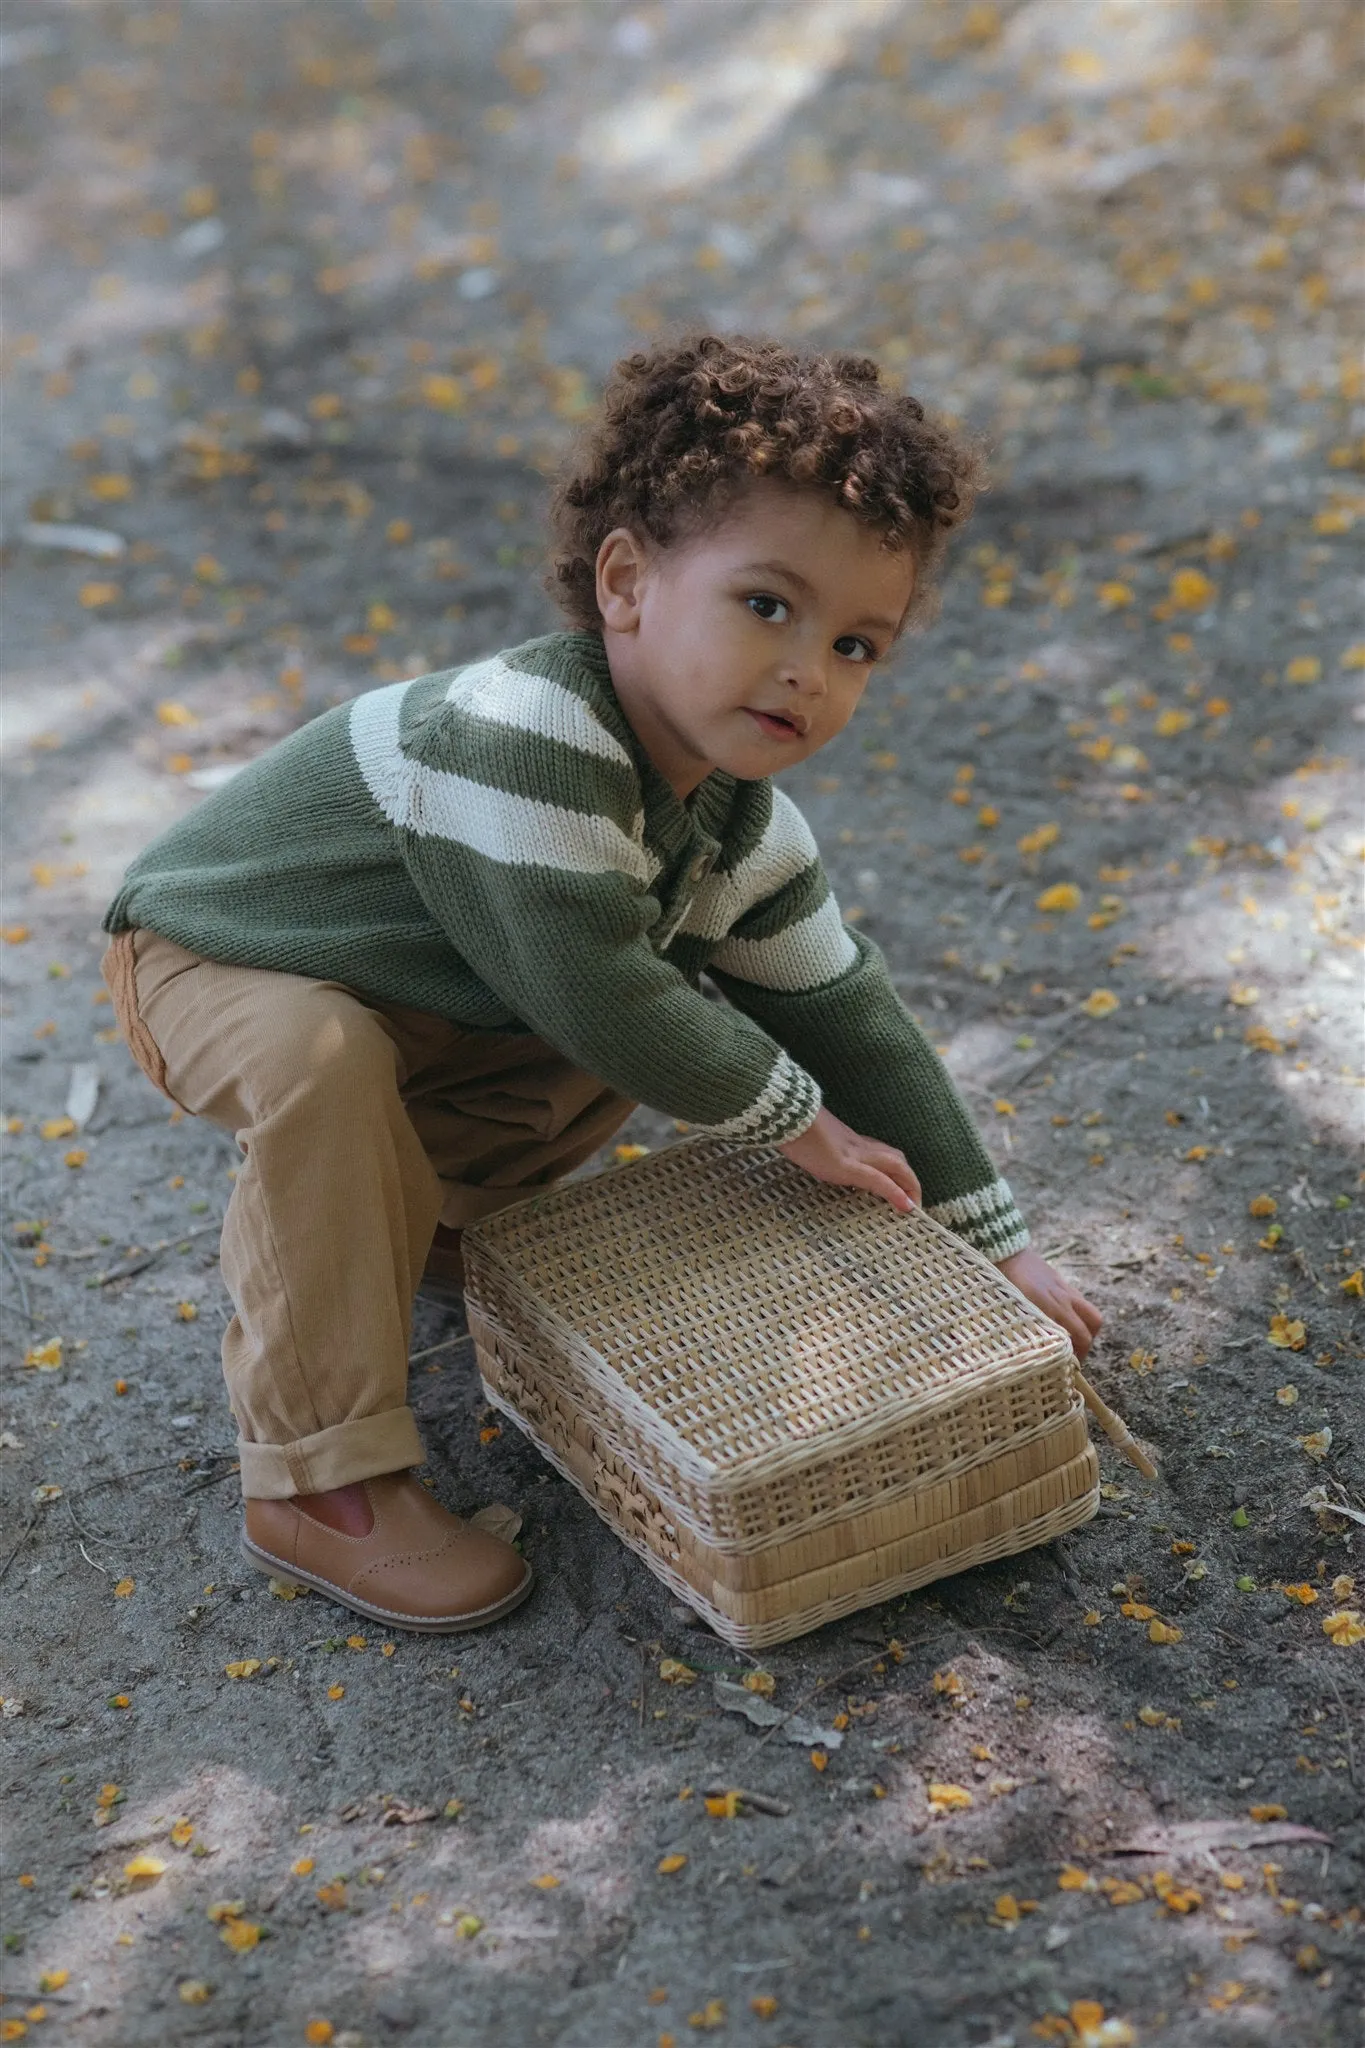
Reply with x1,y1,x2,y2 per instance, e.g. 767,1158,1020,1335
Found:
0,1237,33,1323
1074,1366,1158,1479
0,1511,38,1586
1326,1669,1357,1788
96,1222,221,1286
409,1332,475,1366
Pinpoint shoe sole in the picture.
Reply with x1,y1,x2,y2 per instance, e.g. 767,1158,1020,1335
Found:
240,1535,533,1634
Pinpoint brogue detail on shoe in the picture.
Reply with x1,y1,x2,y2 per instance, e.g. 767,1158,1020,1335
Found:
242,1471,531,1632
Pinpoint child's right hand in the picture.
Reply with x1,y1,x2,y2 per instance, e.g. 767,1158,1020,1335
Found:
778,1107,921,1214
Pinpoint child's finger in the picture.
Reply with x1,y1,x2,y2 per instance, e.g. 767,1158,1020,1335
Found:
1073,1291,1103,1336
1058,1302,1094,1360
850,1163,917,1214
871,1148,921,1205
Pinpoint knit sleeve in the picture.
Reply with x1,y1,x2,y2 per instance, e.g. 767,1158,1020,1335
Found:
351,662,822,1146
707,867,1029,1262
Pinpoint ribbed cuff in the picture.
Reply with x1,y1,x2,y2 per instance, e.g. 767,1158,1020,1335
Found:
927,1177,1030,1262
702,1049,822,1147
237,1405,426,1499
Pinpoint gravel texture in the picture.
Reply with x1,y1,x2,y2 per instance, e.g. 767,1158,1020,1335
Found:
1,5,1362,2045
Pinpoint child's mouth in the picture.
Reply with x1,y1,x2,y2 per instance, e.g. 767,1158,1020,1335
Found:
744,708,803,741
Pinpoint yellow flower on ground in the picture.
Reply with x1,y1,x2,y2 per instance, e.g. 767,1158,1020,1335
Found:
1322,1610,1364,1646
1036,883,1082,912
219,1918,262,1952
1169,567,1216,610
1268,1314,1307,1350
926,1782,973,1813
1080,989,1119,1018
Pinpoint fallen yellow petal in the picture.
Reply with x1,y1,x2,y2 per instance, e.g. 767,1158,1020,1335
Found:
1322,1609,1365,1647
218,1917,262,1952
124,1854,167,1883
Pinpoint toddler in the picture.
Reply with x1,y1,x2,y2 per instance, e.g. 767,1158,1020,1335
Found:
102,333,1100,1633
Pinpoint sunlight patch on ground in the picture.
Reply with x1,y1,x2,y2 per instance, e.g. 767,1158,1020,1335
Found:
579,0,905,193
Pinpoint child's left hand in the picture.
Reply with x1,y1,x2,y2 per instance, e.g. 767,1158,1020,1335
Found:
996,1248,1102,1360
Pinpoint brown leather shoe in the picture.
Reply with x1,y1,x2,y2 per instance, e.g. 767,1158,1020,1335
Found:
416,1223,465,1307
241,1471,532,1632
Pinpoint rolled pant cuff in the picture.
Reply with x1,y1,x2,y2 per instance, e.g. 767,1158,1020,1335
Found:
237,1406,426,1499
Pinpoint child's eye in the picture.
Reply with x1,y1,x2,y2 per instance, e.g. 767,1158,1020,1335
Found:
746,593,789,624
833,634,876,663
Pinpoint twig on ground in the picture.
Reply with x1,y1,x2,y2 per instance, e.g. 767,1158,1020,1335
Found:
77,1539,110,1575
0,1512,38,1585
0,1236,34,1323
96,1222,221,1286
67,1460,177,1500
180,1462,241,1496
409,1332,475,1366
1325,1668,1357,1787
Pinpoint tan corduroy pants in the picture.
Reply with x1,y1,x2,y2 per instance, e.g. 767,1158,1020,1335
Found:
102,929,634,1498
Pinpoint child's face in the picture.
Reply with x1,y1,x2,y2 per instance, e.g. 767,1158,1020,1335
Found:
596,481,917,798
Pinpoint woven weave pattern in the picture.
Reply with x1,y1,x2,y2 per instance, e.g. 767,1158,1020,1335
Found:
464,1139,1099,1645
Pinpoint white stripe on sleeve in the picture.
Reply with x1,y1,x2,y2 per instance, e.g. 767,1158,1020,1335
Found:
710,892,858,992
349,679,660,885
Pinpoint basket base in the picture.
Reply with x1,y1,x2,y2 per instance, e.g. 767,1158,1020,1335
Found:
479,1372,1099,1650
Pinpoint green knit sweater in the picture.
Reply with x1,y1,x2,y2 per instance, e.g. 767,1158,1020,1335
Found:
105,630,1028,1259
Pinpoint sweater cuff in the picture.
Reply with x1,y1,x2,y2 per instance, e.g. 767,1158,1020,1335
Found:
701,1048,822,1147
927,1177,1030,1262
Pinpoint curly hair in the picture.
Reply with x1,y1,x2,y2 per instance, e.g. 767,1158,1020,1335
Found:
544,331,985,635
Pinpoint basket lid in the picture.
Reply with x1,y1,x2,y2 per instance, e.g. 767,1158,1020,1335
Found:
464,1140,1073,1482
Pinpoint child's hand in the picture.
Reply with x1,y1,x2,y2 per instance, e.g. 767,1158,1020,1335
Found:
997,1248,1102,1360
778,1108,921,1214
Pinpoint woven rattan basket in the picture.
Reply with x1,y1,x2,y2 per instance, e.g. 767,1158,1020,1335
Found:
463,1139,1103,1648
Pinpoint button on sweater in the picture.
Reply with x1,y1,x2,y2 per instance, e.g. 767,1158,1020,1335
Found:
104,629,1029,1259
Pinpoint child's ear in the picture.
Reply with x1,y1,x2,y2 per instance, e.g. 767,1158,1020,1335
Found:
596,528,648,631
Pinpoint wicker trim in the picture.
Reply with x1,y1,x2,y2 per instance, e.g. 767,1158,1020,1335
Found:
470,1303,1078,1553
482,1368,1098,1649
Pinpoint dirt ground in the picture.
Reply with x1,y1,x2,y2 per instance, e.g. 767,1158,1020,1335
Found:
1,4,1362,2045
